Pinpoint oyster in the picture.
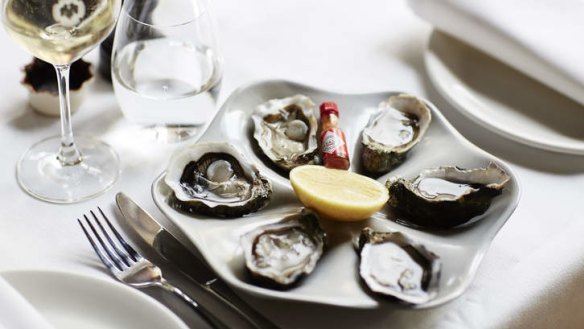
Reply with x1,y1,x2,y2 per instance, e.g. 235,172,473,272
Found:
386,162,510,229
241,209,326,287
252,95,319,171
164,142,272,218
361,94,432,174
356,227,441,304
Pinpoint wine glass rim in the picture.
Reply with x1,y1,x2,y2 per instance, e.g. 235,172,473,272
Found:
122,1,209,28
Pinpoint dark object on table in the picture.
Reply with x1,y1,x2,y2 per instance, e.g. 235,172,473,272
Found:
22,58,93,116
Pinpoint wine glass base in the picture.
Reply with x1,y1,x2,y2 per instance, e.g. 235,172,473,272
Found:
16,136,120,204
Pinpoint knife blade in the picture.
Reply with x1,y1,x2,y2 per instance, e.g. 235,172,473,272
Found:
115,192,279,329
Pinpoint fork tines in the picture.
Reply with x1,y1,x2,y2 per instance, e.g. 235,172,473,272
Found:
78,207,141,272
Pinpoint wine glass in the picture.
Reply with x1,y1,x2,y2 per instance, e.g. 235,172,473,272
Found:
111,0,222,142
2,0,122,203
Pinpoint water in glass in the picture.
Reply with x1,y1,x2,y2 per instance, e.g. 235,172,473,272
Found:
112,0,222,142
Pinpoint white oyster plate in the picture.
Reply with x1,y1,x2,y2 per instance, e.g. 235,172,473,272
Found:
152,80,520,308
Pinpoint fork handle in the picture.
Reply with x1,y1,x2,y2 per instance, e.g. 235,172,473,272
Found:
159,279,231,329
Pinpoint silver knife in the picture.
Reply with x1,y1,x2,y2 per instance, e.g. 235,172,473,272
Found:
115,192,279,329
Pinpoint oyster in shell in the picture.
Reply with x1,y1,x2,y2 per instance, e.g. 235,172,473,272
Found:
386,162,510,229
361,94,432,174
165,142,272,218
241,209,326,287
356,227,440,304
252,95,319,171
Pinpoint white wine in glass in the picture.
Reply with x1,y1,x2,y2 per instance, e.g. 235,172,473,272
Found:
2,0,122,203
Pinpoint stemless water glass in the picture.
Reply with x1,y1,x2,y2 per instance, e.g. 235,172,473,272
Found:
2,0,122,203
112,0,222,142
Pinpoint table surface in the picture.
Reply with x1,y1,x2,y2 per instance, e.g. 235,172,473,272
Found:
1,1,584,329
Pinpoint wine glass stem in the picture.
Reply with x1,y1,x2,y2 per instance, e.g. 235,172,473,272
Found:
54,64,82,166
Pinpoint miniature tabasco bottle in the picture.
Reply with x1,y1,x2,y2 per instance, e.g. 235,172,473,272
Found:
319,102,350,170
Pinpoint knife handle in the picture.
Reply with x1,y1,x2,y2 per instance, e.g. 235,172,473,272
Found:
160,279,232,329
203,279,280,329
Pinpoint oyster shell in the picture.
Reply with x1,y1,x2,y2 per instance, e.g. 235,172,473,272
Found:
356,228,440,304
252,95,319,171
361,94,432,174
386,162,510,229
165,142,272,218
241,209,326,287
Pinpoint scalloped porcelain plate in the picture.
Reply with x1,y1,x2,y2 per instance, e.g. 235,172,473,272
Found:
152,80,520,309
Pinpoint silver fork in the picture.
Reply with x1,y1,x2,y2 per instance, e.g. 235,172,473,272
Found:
78,207,230,329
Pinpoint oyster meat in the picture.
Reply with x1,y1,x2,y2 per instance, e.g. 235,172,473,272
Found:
164,142,272,218
356,227,441,304
241,209,326,287
361,94,432,174
252,95,319,171
386,162,510,229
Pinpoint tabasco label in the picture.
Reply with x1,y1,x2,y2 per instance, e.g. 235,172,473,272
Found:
321,128,349,160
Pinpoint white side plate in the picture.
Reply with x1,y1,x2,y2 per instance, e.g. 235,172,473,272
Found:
425,30,584,155
0,270,189,329
152,80,520,309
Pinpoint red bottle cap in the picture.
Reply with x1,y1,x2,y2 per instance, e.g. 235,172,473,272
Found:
320,102,339,117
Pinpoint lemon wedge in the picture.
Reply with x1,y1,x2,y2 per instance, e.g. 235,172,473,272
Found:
290,165,389,221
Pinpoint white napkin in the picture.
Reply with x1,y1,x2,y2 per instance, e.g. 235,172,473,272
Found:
408,0,584,106
0,276,56,329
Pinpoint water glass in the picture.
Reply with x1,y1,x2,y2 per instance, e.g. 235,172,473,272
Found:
112,0,222,142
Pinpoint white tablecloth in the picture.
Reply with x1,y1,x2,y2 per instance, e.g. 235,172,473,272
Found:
1,1,584,328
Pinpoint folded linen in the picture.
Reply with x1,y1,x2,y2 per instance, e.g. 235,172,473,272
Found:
409,0,584,106
0,275,56,329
